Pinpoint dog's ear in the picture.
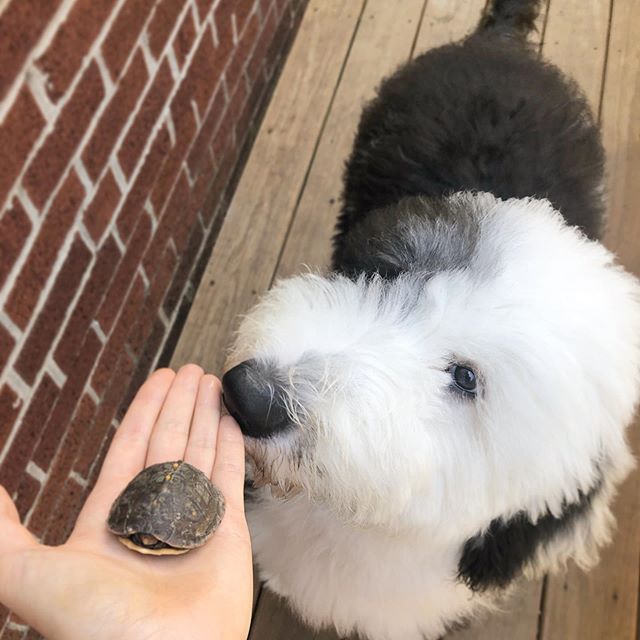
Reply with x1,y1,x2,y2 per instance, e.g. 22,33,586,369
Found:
457,485,598,591
332,195,481,279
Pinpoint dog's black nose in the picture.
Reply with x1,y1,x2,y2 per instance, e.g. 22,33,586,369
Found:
222,359,291,438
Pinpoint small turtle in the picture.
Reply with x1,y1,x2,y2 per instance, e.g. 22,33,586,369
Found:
107,461,225,555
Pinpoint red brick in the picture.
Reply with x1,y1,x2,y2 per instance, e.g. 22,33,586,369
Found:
14,236,92,385
173,8,197,68
195,0,216,21
172,26,223,121
117,60,173,177
28,395,96,536
14,472,40,521
101,0,156,81
54,236,122,372
5,171,84,329
92,275,145,391
0,375,59,494
0,200,32,291
0,87,46,208
120,316,166,418
213,0,236,52
150,107,196,211
0,384,22,453
75,354,133,477
31,329,101,471
27,394,96,536
148,0,188,58
129,245,176,355
226,13,259,92
0,323,15,374
187,85,226,178
23,63,104,209
234,0,257,34
247,3,278,84
96,214,151,334
43,476,86,545
183,152,216,237
83,51,148,181
210,91,239,164
143,172,189,274
234,84,255,148
203,136,237,226
37,0,118,102
163,222,204,316
83,170,121,243
171,177,205,255
116,126,170,241
0,0,63,102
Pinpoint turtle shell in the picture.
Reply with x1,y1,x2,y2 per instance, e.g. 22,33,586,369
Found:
107,461,225,555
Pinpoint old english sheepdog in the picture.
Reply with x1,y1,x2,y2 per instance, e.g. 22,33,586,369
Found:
221,0,640,638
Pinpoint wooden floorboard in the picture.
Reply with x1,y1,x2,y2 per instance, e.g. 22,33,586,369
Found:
169,0,364,373
171,0,640,637
540,0,640,637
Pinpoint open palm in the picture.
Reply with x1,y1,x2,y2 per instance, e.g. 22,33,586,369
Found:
0,366,252,640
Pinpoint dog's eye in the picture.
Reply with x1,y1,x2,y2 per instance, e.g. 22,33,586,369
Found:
451,364,477,394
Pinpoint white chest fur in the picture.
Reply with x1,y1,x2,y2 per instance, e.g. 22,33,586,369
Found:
247,492,492,640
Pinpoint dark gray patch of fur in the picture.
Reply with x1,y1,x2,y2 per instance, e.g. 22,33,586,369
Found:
336,195,481,279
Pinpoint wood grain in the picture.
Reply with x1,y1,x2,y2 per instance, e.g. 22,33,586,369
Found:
414,0,487,52
542,0,611,111
275,0,426,280
540,0,640,638
169,0,364,373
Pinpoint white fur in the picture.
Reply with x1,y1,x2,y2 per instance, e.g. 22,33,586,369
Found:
228,193,640,639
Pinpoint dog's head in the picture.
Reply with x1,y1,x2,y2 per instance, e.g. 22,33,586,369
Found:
223,192,639,550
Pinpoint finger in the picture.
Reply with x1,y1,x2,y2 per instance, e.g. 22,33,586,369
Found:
211,415,246,514
72,368,175,535
183,375,221,477
145,364,204,467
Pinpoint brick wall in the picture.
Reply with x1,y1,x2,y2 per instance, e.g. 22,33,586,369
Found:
0,0,306,636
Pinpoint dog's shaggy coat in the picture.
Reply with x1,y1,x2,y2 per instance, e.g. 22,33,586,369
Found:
221,1,640,638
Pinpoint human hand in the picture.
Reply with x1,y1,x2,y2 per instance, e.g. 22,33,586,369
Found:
0,365,252,640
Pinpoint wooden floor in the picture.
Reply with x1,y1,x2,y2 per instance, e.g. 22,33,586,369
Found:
170,0,640,638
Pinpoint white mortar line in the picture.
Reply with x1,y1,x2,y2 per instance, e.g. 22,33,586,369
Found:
45,357,68,387
86,384,101,405
0,310,23,343
165,110,177,146
91,320,107,344
26,460,47,483
109,156,129,193
111,226,126,253
25,65,57,122
138,265,150,291
139,30,158,75
69,470,88,488
94,48,115,93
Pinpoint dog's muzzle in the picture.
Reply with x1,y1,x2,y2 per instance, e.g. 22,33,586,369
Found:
222,359,291,438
